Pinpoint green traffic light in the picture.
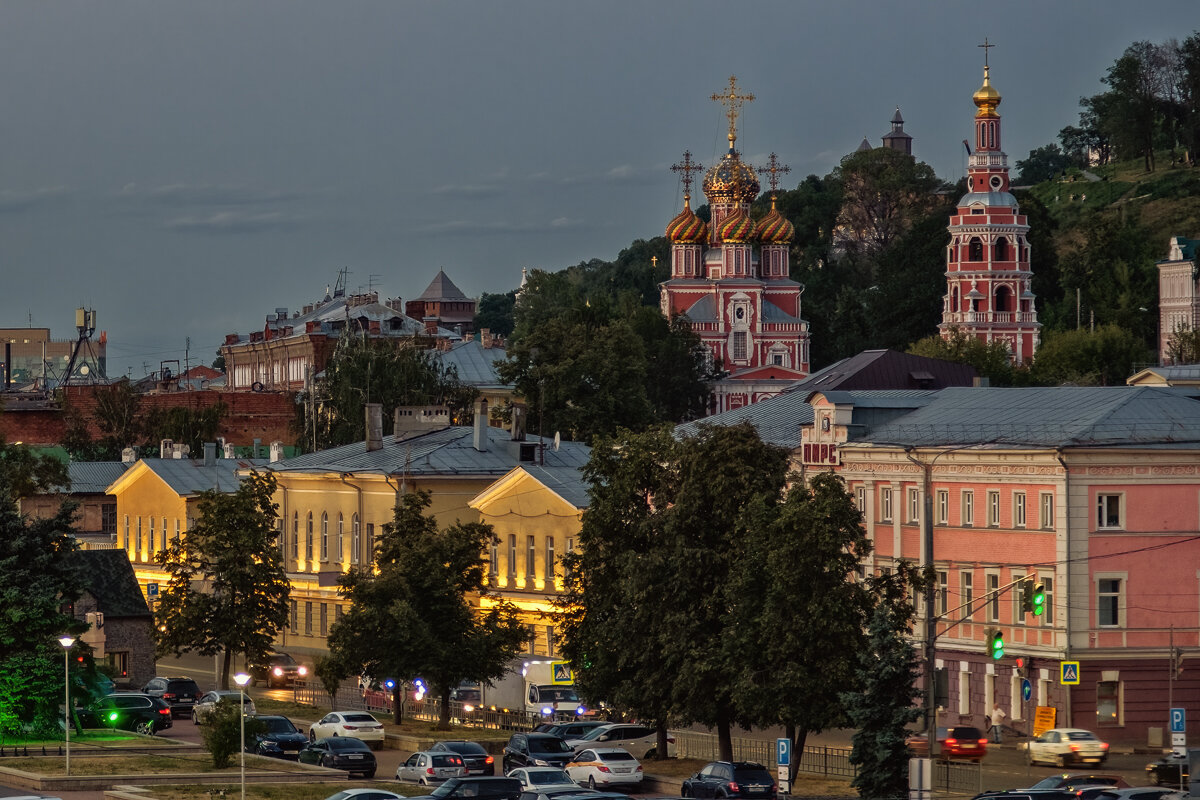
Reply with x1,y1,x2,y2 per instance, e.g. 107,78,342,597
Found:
990,631,1004,659
1032,582,1046,616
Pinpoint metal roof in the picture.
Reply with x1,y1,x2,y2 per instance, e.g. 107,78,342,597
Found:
67,461,134,493
416,269,469,301
958,191,1019,208
676,391,813,448
521,465,589,510
434,340,511,389
761,300,801,323
791,349,977,393
139,458,271,495
854,386,1200,448
682,295,718,323
266,425,590,477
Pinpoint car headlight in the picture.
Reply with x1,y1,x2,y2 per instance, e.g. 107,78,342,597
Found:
273,667,283,676
463,704,474,713
533,758,550,766
297,666,308,676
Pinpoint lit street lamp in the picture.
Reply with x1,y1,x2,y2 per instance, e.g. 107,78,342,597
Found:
58,636,75,776
233,672,250,800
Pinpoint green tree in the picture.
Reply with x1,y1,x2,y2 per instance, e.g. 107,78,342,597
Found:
202,699,266,768
842,567,923,800
1015,144,1073,185
0,437,68,501
908,328,1014,386
1031,325,1152,386
328,490,526,729
61,380,143,462
154,472,290,689
1166,321,1200,364
733,471,873,781
474,291,517,337
313,653,351,710
830,147,944,261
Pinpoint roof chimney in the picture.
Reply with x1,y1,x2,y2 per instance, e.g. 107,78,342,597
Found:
270,441,285,462
481,328,492,348
160,439,173,459
365,403,384,452
473,398,489,452
121,447,137,464
510,403,526,441
203,442,216,467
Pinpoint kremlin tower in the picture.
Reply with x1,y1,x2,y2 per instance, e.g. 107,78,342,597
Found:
940,49,1040,362
659,77,810,414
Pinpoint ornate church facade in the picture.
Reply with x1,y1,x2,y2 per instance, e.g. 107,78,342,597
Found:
659,77,810,414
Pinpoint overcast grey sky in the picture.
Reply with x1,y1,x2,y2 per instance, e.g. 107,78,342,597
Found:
0,1,1193,378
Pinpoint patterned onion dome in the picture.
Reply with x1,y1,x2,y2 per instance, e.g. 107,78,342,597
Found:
665,196,708,244
717,207,756,243
703,150,760,205
973,65,1001,117
756,198,794,244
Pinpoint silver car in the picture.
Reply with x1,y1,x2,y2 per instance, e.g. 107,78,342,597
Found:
396,750,468,785
192,690,257,725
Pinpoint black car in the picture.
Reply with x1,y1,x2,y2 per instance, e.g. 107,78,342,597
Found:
430,740,495,775
78,692,174,735
502,733,575,772
1028,776,1131,791
533,721,608,740
141,676,201,719
250,651,309,688
248,715,308,759
298,736,376,778
682,761,777,799
411,777,523,800
1146,754,1189,786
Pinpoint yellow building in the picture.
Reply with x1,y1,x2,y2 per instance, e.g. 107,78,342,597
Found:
469,464,588,658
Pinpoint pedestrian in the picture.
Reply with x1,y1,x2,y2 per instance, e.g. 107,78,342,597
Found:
991,702,1006,743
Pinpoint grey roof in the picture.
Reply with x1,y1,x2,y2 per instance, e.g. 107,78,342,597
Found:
521,465,589,510
958,191,1019,208
417,269,469,302
266,425,589,477
434,340,511,389
73,550,152,618
854,386,1200,448
790,350,977,393
682,295,718,323
132,458,271,496
676,391,814,448
761,300,802,323
67,461,134,493
857,137,872,152
891,107,904,124
1129,365,1200,383
814,390,939,408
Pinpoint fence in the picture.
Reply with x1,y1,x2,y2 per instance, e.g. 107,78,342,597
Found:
293,682,544,731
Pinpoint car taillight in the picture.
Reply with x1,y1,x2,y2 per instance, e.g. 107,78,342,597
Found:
636,765,643,772
343,725,357,730
729,782,740,793
159,708,171,715
978,739,988,745
1070,744,1081,751
163,693,175,699
944,738,957,745
427,768,436,775
1101,743,1109,750
771,784,777,794
598,765,611,773
485,756,494,764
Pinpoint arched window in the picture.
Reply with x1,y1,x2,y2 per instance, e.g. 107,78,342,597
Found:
969,238,983,262
351,514,361,565
994,236,1008,262
337,513,344,561
321,513,329,560
952,286,960,311
306,512,313,560
995,286,1013,313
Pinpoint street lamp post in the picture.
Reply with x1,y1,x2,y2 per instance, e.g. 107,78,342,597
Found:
234,672,250,800
58,636,75,776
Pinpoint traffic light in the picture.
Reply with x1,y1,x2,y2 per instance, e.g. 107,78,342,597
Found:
987,627,1005,659
1015,656,1026,678
1031,582,1046,616
1020,581,1034,615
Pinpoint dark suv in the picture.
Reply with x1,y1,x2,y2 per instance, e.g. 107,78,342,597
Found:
79,692,173,735
502,733,574,772
413,777,523,800
141,676,201,718
682,761,777,799
250,651,308,688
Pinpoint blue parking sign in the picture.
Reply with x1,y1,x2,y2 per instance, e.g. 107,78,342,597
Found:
777,737,790,767
1171,708,1186,733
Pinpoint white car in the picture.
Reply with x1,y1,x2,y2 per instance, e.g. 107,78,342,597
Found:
507,766,580,792
309,711,386,749
565,723,674,760
192,690,257,725
565,747,643,789
324,791,404,800
1026,727,1110,767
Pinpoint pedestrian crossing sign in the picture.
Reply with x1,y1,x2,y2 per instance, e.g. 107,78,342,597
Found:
1060,661,1080,685
551,661,574,684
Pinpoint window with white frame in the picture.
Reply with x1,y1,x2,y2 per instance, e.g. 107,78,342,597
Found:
987,572,999,621
320,512,329,560
1097,576,1123,627
526,535,536,582
908,488,920,524
351,514,360,565
854,487,866,513
986,491,1000,526
962,491,974,526
1012,574,1025,625
336,514,344,561
880,487,893,521
148,517,154,555
1014,492,1027,528
936,490,949,525
1040,492,1054,529
960,571,974,619
161,517,167,551
489,538,499,583
1041,575,1055,625
507,535,517,578
306,513,313,560
937,570,948,616
545,537,556,584
1097,493,1123,529
958,670,970,715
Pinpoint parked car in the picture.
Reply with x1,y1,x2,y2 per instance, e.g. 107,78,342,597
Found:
410,776,524,800
298,736,377,778
518,791,603,800
431,740,495,775
1146,754,1190,786
323,790,404,800
565,748,642,790
192,690,257,725
681,761,776,799
141,676,201,719
397,751,468,784
78,692,173,735
565,723,674,760
1026,730,1110,767
250,651,309,688
503,733,576,772
534,721,609,740
972,791,1087,800
506,767,579,792
1094,789,1187,800
1028,776,1130,791
247,715,308,759
308,711,386,749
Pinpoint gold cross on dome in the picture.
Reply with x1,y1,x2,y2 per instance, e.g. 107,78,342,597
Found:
711,75,755,146
651,256,658,267
670,150,703,196
757,152,791,195
979,37,995,67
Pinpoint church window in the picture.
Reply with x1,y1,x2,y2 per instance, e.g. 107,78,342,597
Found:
771,353,784,366
995,237,1008,261
731,332,747,362
968,238,983,262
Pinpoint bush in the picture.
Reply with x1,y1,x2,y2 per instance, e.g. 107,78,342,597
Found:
201,699,265,769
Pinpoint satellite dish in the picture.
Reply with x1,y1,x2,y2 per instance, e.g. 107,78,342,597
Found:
553,432,561,451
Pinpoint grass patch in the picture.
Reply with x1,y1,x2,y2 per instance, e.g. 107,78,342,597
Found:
0,730,151,748
2,753,313,776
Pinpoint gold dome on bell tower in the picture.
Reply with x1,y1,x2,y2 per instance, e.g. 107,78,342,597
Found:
973,39,1001,118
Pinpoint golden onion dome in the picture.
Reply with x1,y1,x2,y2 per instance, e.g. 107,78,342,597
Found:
973,64,1001,117
756,197,794,244
717,207,756,243
665,195,709,244
703,149,760,205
